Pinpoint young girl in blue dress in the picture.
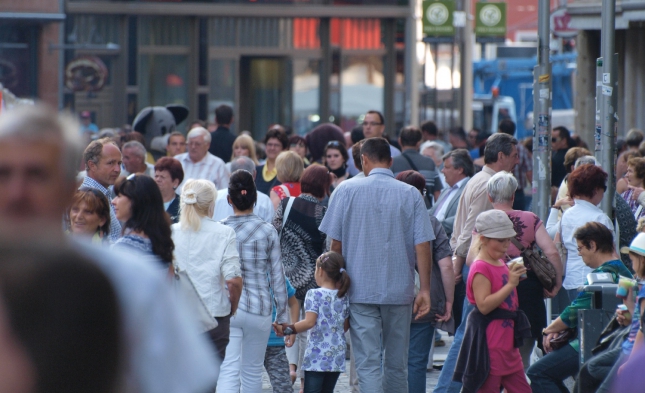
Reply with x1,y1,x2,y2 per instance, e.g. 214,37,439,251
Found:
277,251,351,393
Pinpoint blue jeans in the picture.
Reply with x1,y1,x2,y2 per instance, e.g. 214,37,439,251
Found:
303,371,340,393
407,322,435,393
526,343,579,393
435,265,474,393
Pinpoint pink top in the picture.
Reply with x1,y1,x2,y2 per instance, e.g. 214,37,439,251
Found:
467,259,523,376
272,182,301,200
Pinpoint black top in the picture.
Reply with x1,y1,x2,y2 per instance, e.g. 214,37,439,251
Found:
166,194,180,224
552,149,568,187
255,164,281,195
208,126,236,163
272,195,327,300
453,308,531,393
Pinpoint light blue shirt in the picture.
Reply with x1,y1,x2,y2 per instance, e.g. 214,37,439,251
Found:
319,168,435,304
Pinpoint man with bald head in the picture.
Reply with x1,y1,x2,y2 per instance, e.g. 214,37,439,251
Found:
81,137,123,242
212,156,274,222
0,105,219,392
175,127,229,192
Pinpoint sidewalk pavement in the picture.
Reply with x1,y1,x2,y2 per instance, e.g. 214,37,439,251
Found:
261,330,454,392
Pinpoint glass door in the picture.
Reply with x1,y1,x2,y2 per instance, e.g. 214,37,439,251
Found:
239,57,292,140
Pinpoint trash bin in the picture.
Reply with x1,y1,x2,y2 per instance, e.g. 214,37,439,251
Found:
577,282,621,365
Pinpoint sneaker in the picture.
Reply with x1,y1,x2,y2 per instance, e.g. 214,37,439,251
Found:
434,339,446,347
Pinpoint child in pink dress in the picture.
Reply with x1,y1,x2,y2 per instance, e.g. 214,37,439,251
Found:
460,210,531,393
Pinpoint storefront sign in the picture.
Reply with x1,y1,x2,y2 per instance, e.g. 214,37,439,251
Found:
65,56,108,92
475,2,506,37
423,0,455,37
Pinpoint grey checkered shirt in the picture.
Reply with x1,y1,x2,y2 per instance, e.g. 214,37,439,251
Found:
220,214,289,323
319,168,435,304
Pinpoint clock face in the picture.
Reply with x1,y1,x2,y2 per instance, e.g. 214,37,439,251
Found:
479,4,502,27
427,3,449,26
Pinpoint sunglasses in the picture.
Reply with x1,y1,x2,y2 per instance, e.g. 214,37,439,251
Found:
327,140,342,147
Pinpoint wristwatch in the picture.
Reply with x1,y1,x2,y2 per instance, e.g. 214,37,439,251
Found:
283,325,297,335
542,328,549,336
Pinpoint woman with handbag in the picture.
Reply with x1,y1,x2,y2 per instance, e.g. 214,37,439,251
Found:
467,171,563,370
171,179,242,376
526,222,632,393
272,164,332,389
218,170,290,392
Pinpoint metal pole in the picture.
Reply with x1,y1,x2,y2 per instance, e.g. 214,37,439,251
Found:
405,0,419,125
597,0,618,217
532,0,552,222
460,0,473,131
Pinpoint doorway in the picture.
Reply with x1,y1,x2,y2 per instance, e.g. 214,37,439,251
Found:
239,57,292,140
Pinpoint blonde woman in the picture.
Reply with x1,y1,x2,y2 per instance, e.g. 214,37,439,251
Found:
269,151,305,210
226,135,259,173
171,179,242,379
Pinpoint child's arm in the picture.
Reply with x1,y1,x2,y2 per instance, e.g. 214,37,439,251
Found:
277,311,318,336
472,263,525,315
344,318,350,332
288,296,300,323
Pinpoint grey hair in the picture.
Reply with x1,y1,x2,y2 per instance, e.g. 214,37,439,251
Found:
187,127,211,144
0,104,83,183
122,141,147,158
575,155,597,168
487,171,518,204
230,156,257,175
444,148,475,177
420,141,444,157
484,133,518,164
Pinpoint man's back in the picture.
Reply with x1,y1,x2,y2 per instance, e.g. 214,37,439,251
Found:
319,169,434,304
450,166,496,257
391,150,443,200
208,126,236,163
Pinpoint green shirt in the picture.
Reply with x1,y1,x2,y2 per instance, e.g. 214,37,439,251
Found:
560,259,632,352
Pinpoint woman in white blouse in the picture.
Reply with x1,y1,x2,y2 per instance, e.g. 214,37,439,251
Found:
549,163,614,302
171,179,242,377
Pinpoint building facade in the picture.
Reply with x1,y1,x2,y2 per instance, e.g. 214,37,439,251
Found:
59,0,411,139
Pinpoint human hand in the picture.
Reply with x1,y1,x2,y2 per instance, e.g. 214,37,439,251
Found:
542,332,557,354
413,290,431,320
435,302,452,322
629,186,645,201
285,334,296,347
554,196,574,209
453,265,463,283
544,281,562,298
508,263,527,287
272,322,284,337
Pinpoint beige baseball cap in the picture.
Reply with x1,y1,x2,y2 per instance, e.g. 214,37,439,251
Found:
475,210,516,239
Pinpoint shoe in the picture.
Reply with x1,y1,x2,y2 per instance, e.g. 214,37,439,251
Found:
434,339,445,347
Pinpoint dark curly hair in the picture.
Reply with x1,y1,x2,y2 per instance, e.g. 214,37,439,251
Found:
568,164,607,199
264,127,289,150
228,170,257,211
574,221,615,254
628,157,645,182
154,157,184,184
113,175,174,264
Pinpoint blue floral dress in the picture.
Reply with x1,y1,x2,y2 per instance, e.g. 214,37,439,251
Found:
302,288,350,372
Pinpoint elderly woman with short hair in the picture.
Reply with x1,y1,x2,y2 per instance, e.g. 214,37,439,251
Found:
269,151,304,209
466,171,562,370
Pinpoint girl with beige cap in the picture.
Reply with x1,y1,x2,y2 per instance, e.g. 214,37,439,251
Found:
453,210,530,393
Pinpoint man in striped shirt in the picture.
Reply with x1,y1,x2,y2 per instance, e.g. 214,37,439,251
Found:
175,127,229,193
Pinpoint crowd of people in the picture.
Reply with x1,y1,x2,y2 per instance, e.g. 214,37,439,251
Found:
2,100,645,393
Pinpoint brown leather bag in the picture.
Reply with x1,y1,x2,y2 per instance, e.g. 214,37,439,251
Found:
549,328,577,351
511,238,557,292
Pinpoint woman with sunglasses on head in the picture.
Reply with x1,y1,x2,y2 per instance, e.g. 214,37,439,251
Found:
111,174,174,268
323,140,350,192
66,187,111,244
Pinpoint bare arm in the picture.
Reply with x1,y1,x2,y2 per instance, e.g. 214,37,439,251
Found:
414,241,432,320
331,239,342,255
344,318,350,332
226,277,243,315
284,295,300,347
436,255,455,322
542,316,570,353
471,263,524,315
